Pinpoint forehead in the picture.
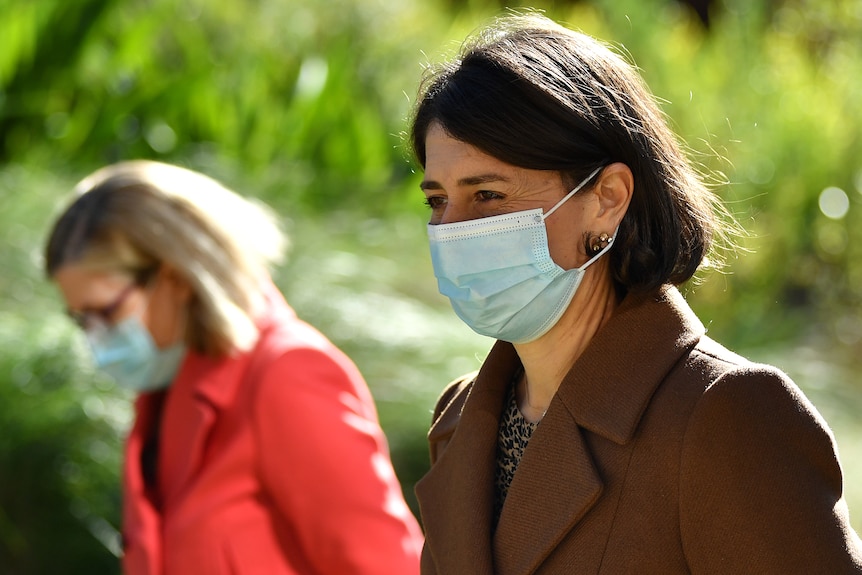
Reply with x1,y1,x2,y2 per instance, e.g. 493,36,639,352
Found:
423,124,518,180
53,264,131,309
422,123,566,195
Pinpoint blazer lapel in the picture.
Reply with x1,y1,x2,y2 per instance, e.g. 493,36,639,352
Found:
122,392,166,574
158,352,249,505
415,342,520,575
157,286,288,506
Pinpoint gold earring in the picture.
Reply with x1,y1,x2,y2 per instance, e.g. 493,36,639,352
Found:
589,232,611,253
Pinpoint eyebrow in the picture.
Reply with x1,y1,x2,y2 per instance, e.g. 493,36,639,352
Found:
419,173,512,190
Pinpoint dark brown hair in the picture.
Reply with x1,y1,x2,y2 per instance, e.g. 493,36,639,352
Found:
411,13,730,293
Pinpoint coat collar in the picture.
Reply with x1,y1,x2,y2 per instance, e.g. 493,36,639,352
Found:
558,284,705,445
417,285,705,575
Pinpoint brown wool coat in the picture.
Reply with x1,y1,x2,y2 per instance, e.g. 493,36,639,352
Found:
415,285,862,574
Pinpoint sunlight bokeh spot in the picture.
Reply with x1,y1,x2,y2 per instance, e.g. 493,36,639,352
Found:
819,186,849,219
145,121,177,153
296,56,329,101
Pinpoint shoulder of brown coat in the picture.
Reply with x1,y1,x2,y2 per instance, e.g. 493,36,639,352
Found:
432,371,478,424
426,372,478,465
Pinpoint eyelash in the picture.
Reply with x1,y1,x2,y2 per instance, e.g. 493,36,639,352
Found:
477,190,502,201
423,196,445,209
422,190,503,210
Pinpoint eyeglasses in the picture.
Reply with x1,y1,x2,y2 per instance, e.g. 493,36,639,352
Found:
67,282,138,332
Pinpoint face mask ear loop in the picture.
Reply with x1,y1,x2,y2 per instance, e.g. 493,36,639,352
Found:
542,166,605,221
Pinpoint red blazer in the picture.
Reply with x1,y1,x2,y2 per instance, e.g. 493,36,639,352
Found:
121,287,423,575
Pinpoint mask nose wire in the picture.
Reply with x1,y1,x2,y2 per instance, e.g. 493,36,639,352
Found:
541,166,604,221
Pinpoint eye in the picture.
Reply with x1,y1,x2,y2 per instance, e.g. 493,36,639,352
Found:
477,190,504,202
423,195,447,210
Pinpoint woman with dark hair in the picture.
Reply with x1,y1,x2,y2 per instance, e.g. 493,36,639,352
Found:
410,13,862,574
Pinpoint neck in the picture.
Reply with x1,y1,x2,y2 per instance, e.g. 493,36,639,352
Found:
513,267,618,423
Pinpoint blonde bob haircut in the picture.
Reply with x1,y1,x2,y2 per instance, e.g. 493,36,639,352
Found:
45,160,287,357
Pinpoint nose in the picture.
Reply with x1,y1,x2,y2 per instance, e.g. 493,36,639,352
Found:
437,201,478,225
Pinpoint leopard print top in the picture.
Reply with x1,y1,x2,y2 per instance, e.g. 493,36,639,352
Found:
493,374,540,528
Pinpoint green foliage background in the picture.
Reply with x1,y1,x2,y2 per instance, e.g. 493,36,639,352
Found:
1,0,861,572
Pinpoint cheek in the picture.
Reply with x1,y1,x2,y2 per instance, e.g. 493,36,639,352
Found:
546,215,589,270
143,306,166,348
146,296,185,348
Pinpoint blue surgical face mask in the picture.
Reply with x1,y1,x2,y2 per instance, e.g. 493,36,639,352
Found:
86,315,186,392
428,166,614,343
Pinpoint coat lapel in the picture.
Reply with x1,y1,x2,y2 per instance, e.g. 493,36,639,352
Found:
492,403,603,575
491,286,705,574
415,342,520,575
422,286,705,575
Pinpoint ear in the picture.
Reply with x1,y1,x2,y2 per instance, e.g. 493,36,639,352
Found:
590,162,633,230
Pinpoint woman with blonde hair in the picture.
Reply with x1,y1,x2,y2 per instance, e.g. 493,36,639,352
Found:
44,160,423,575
